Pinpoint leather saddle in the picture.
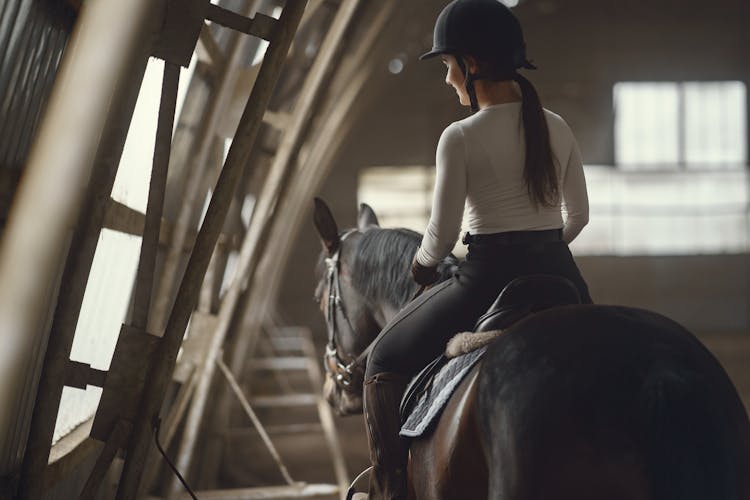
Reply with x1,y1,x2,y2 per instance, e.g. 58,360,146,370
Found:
399,274,582,422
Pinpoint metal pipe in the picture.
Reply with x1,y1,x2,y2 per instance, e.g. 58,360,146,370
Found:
115,2,308,498
9,0,160,492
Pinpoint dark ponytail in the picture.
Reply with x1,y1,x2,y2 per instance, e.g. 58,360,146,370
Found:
513,73,559,208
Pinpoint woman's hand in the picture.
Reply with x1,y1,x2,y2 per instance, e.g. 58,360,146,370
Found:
411,254,440,286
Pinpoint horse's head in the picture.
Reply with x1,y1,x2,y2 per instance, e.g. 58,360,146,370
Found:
313,198,385,415
312,198,459,415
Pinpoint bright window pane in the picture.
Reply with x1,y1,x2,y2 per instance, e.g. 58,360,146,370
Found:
684,81,747,166
360,166,750,257
614,82,680,167
570,167,750,255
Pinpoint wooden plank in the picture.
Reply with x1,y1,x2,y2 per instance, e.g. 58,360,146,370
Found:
131,61,180,330
263,110,291,130
249,394,318,408
174,483,339,500
206,4,276,41
248,357,310,370
223,423,323,437
103,198,238,251
151,0,208,67
65,361,107,390
198,22,225,69
266,336,305,352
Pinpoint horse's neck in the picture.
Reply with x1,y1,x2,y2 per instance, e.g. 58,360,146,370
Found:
371,302,400,330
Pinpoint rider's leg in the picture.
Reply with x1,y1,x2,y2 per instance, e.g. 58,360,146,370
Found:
362,273,498,500
362,372,410,500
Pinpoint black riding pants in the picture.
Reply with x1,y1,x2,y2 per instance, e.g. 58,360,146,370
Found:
364,240,592,379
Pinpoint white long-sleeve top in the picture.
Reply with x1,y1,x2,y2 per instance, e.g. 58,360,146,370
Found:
415,102,589,267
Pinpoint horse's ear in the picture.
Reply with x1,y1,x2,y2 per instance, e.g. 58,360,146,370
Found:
357,203,379,230
313,197,340,256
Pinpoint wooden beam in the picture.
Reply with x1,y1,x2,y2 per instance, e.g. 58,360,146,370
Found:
205,4,277,41
65,361,107,390
131,61,180,330
198,23,225,69
247,357,310,370
173,483,340,500
103,198,239,251
222,423,323,437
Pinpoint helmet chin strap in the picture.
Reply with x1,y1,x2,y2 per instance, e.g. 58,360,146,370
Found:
455,57,480,113
456,56,522,113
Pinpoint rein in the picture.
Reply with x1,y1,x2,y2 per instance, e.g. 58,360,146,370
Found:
323,234,427,391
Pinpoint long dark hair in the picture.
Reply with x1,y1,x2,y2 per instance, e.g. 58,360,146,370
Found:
465,57,559,208
513,72,559,208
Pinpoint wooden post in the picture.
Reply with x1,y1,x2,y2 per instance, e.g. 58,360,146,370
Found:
132,61,181,330
115,3,308,498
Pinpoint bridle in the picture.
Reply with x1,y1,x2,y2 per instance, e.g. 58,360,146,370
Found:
323,230,368,391
322,230,428,392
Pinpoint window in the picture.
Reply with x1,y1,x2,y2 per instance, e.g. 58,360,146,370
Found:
614,81,747,169
359,165,750,256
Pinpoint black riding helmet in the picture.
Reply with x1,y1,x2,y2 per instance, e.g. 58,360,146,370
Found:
420,0,536,111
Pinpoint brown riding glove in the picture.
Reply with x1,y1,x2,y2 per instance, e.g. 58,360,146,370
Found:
411,254,440,286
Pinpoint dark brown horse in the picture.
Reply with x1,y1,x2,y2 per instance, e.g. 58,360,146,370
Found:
312,198,750,500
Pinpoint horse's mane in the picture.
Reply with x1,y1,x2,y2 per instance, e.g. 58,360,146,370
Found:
351,227,458,310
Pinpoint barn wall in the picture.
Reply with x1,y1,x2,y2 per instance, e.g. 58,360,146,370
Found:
279,0,750,338
0,0,76,233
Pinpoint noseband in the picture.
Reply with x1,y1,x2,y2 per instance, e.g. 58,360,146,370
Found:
323,231,367,391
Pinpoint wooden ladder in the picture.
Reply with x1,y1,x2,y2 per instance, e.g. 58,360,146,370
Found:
170,322,350,499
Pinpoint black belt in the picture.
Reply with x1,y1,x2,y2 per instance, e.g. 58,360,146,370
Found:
462,229,563,245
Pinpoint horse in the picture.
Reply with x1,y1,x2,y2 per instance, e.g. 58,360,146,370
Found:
312,197,750,500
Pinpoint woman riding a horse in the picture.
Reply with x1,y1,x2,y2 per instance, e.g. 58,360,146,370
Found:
360,1,592,498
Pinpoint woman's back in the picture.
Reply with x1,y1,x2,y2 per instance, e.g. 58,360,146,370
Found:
419,104,589,266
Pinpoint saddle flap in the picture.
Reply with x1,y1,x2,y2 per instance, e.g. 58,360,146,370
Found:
399,347,486,438
400,354,448,421
474,274,581,332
